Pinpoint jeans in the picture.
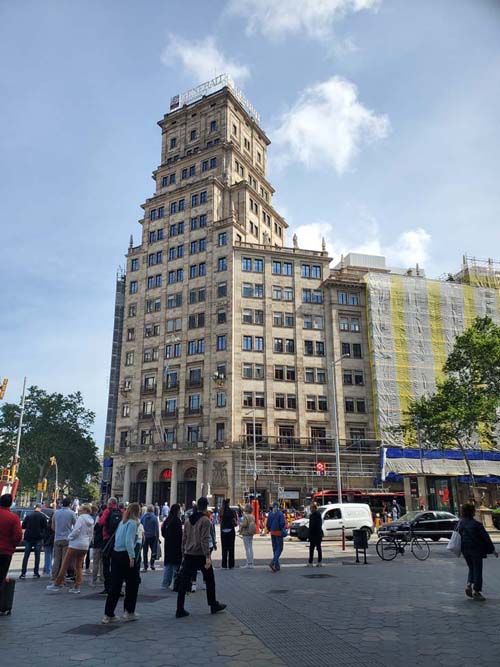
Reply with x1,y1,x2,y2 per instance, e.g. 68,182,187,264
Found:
21,540,42,575
242,536,254,565
221,530,235,568
54,547,87,588
142,536,157,569
52,539,69,580
92,548,103,583
464,554,483,592
43,545,53,574
271,535,284,569
309,538,322,564
176,554,216,613
105,551,140,617
161,563,179,588
0,554,12,584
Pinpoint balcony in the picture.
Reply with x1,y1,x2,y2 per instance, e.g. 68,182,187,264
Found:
237,435,380,454
186,377,204,388
139,412,155,421
141,385,157,395
186,405,203,415
161,408,178,419
163,381,179,392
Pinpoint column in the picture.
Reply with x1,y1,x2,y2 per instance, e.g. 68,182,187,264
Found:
145,460,154,505
196,457,204,500
403,477,413,511
170,460,178,505
123,463,131,504
417,476,428,510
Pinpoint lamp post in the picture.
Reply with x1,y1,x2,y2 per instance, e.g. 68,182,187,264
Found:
244,410,257,501
331,354,350,504
50,456,59,508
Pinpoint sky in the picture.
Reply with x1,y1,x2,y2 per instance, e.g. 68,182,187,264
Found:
1,0,499,444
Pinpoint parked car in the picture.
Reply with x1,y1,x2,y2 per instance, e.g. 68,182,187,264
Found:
290,503,374,542
11,507,54,550
378,510,458,541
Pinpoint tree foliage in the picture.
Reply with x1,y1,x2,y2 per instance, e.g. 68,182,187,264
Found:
399,317,500,480
0,386,100,496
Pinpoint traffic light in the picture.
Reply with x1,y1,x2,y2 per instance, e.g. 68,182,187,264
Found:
50,456,57,466
0,378,8,400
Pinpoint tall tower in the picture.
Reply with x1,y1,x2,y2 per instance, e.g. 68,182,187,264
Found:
111,76,334,508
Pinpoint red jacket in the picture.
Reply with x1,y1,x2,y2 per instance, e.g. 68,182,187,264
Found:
98,504,122,541
0,507,23,555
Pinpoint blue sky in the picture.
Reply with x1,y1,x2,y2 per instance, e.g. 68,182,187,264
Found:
1,0,499,443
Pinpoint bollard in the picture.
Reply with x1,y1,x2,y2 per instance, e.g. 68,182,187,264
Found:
342,525,346,551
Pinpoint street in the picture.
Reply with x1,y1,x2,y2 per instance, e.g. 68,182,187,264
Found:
2,535,500,666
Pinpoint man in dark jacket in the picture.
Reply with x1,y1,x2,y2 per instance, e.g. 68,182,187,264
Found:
308,503,323,567
0,494,23,583
98,497,123,594
141,504,159,571
20,504,48,579
459,503,497,601
176,497,226,618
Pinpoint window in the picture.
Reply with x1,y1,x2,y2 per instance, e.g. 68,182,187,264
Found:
243,391,253,407
274,366,284,380
342,342,351,357
157,228,164,240
190,129,197,141
272,261,281,275
304,341,314,356
306,396,316,411
169,173,176,185
355,371,364,386
150,209,158,221
128,304,136,317
125,351,134,366
126,328,135,341
275,394,285,409
242,309,253,324
349,293,360,306
287,395,297,410
232,123,237,135
318,396,328,411
305,368,314,383
218,232,227,246
187,339,204,355
316,341,325,356
254,310,264,325
164,427,176,443
255,392,265,408
200,191,207,203
345,398,355,413
273,312,283,327
165,371,178,389
255,364,265,379
161,176,168,187
283,287,293,301
149,231,157,243
343,370,353,385
187,426,200,443
357,400,366,413
189,165,196,177
200,214,207,227
167,292,182,309
170,202,177,215
216,392,226,408
286,366,296,381
317,368,326,383
202,160,209,172
284,313,294,327
242,257,252,272
340,317,349,331
129,281,138,294
272,286,282,300
243,363,253,379
122,403,130,417
210,120,217,132
166,317,181,333
191,194,198,207
217,309,227,324
301,264,311,278
190,217,198,231
170,137,177,149
216,423,225,442
312,265,321,279
351,318,360,332
178,199,185,211
131,258,139,271
218,257,227,271
210,157,217,169
254,336,264,351
350,428,365,444
285,339,295,353
218,282,227,298
274,338,283,353
242,283,253,297
303,314,324,330
243,336,253,351
353,343,362,359
254,258,263,273
217,335,227,351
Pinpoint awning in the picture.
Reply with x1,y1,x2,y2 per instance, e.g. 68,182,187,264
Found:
381,448,500,479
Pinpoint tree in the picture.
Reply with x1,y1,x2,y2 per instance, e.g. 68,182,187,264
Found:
0,386,100,497
398,317,500,489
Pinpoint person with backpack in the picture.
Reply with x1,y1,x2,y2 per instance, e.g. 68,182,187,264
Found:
239,504,256,568
307,502,323,567
267,502,286,572
161,503,182,590
458,503,498,601
220,499,237,569
98,497,123,595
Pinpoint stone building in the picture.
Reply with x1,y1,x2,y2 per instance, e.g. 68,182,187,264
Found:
108,77,378,508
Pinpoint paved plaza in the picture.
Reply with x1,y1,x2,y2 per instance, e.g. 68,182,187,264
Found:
2,537,500,667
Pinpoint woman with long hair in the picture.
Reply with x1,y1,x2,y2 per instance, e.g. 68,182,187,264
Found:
102,502,141,624
161,503,182,590
459,503,497,601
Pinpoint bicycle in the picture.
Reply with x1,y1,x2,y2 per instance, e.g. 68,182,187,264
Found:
376,527,430,561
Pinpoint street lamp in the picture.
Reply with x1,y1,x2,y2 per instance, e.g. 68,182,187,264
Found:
331,354,350,504
50,456,59,508
244,410,257,501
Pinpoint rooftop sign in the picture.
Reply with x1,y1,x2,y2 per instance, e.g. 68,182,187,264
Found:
169,73,260,124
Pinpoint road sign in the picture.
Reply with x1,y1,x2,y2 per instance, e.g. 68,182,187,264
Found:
277,486,285,496
316,462,326,475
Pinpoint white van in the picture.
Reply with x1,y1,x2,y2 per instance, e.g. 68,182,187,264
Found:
290,503,374,541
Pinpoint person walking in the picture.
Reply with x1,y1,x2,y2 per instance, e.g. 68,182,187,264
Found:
161,503,182,590
220,499,237,569
267,502,286,572
140,504,159,571
239,504,256,568
175,497,226,618
98,497,123,595
307,502,323,567
0,494,22,584
91,507,105,586
102,502,142,624
391,499,401,521
47,504,95,593
458,503,498,601
20,504,48,579
51,498,76,582
154,502,160,518
161,502,170,519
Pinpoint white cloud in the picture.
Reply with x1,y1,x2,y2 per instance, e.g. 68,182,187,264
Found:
161,35,250,85
274,76,390,174
293,218,431,268
227,0,380,40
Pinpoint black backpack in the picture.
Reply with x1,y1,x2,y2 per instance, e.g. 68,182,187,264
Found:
93,521,104,548
105,509,122,535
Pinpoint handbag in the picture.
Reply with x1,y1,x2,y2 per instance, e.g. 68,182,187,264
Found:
447,526,461,557
173,561,190,593
101,533,115,558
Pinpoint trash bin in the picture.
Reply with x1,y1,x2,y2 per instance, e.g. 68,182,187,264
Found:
353,529,368,550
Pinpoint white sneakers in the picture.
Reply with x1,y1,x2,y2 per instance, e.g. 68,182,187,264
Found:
123,611,140,621
68,587,81,594
101,615,120,625
46,584,63,591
